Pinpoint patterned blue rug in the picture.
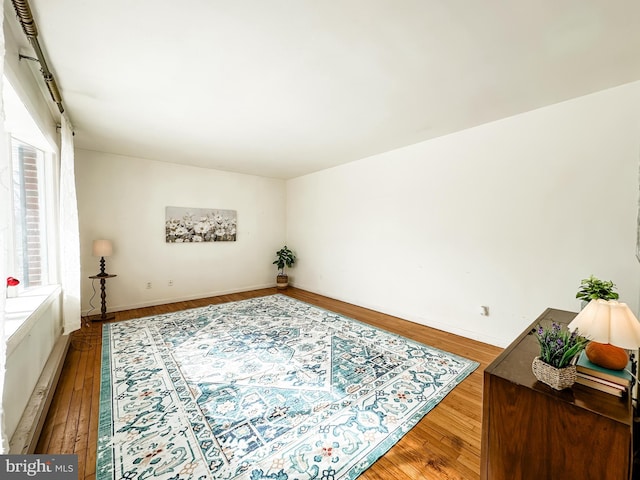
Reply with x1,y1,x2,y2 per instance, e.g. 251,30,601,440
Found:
97,294,478,479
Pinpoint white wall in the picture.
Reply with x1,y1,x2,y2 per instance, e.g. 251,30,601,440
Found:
3,16,59,149
4,291,62,440
76,150,286,312
287,81,640,347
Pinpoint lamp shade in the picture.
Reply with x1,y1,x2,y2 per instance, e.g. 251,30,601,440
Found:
568,299,640,350
92,239,113,257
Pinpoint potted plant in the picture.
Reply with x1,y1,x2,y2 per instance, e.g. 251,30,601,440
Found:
576,275,619,308
532,322,588,390
273,245,296,289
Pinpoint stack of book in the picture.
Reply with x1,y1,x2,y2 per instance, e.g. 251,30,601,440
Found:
574,351,632,397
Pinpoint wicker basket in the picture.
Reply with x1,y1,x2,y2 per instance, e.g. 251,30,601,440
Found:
531,356,576,390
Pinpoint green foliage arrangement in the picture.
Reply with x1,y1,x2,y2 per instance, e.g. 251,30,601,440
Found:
273,245,296,275
575,275,619,302
534,322,588,368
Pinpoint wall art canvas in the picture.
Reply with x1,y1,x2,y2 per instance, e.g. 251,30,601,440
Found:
165,206,237,243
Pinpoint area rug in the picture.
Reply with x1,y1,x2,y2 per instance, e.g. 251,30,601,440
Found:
97,294,478,480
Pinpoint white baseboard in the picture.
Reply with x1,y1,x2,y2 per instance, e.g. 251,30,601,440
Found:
82,282,276,316
292,282,507,348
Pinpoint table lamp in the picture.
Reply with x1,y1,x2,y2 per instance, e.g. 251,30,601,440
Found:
568,299,640,370
92,239,113,277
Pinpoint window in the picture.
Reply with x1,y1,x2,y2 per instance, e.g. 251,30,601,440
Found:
4,77,57,292
11,139,50,288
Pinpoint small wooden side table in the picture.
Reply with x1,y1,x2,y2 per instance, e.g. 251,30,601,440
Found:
88,274,117,321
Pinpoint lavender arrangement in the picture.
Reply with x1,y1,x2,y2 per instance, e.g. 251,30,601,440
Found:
534,322,588,368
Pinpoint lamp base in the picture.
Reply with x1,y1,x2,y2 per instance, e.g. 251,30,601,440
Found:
585,342,629,370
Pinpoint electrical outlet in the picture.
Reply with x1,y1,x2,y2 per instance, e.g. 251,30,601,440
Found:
168,280,173,287
146,282,152,289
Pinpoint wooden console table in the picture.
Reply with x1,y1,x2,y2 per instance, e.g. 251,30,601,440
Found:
481,308,633,480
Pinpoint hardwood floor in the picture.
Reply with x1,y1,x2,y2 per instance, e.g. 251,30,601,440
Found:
35,287,502,479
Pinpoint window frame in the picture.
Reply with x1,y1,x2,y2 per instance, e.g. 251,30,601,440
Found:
4,76,59,295
8,137,57,293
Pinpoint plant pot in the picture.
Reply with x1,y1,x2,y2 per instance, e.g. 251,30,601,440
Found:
532,356,576,390
276,274,289,289
6,286,17,298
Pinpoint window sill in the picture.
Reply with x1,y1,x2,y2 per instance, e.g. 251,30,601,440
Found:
4,285,62,354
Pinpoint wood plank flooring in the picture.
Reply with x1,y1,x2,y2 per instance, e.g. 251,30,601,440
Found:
34,287,502,479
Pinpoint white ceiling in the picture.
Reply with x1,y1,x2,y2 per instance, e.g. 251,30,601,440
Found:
7,1,640,179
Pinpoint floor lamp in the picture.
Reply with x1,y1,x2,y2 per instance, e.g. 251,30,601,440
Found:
90,239,117,321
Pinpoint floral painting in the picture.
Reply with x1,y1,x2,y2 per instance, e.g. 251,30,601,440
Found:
165,206,237,243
